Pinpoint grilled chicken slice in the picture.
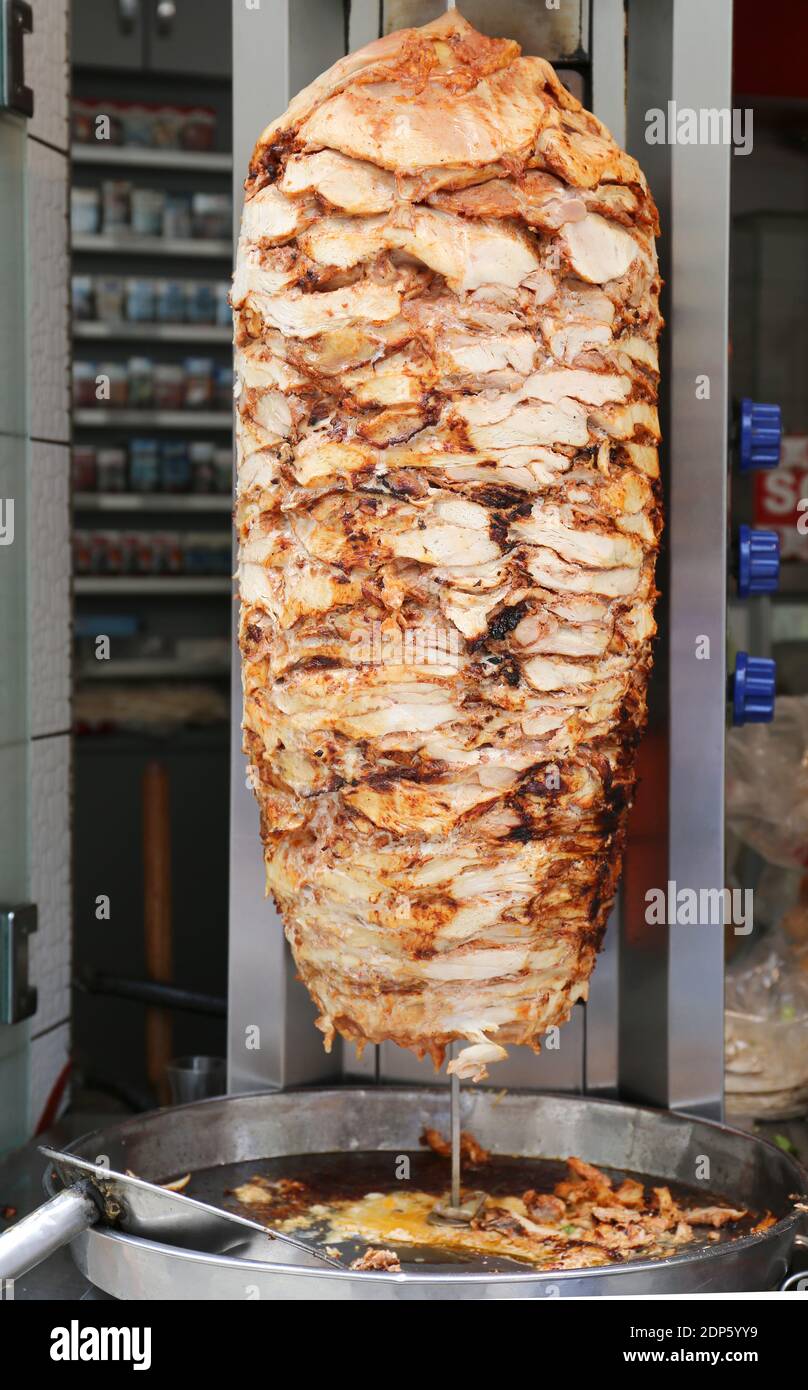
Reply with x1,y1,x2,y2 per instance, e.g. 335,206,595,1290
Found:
234,11,662,1079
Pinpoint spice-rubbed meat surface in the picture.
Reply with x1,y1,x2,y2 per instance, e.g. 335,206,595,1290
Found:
233,11,662,1079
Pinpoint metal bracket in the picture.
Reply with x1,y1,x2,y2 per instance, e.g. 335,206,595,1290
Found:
0,0,33,118
0,903,38,1024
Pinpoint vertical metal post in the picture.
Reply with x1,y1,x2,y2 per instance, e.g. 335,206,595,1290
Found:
582,0,627,1099
591,0,625,146
665,0,730,1119
620,0,731,1118
450,1068,460,1207
228,0,346,1093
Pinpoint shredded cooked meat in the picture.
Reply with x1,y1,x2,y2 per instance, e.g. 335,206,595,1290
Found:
679,1204,749,1228
350,1247,402,1272
421,1126,490,1167
234,12,662,1076
522,1190,566,1222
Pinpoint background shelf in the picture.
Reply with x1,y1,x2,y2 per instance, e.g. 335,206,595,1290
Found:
72,233,231,258
74,321,232,344
75,576,232,595
68,0,235,1108
72,143,232,173
76,658,230,680
74,492,232,512
73,408,232,429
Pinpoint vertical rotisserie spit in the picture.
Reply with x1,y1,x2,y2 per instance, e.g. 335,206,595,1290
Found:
233,12,661,1080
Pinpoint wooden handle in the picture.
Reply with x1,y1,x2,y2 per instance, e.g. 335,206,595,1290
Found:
142,760,173,1105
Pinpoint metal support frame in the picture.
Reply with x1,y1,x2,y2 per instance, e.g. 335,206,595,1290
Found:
0,0,33,117
228,0,731,1115
228,0,348,1093
619,0,731,1118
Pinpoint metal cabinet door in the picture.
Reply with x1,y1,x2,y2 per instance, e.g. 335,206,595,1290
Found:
72,0,146,70
145,0,231,78
0,99,32,1147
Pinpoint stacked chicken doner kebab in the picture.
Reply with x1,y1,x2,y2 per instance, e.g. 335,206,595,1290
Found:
233,12,662,1081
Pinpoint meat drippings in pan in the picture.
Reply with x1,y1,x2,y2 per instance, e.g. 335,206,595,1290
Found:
224,1146,768,1273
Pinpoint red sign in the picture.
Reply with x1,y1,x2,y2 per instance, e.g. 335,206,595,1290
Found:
753,436,808,561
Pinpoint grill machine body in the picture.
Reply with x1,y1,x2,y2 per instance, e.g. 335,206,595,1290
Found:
227,0,732,1119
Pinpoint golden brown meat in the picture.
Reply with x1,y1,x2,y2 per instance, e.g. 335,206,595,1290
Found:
420,1126,490,1167
233,11,662,1079
349,1247,402,1272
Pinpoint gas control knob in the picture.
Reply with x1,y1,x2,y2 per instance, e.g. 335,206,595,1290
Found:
739,398,782,472
737,524,780,596
732,652,776,725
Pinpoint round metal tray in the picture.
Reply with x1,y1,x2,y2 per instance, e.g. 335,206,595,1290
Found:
61,1088,808,1299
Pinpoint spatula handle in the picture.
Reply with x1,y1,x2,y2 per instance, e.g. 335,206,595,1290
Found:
0,1185,99,1281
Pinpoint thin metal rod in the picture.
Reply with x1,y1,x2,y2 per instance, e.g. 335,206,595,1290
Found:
450,1071,461,1207
75,971,226,1017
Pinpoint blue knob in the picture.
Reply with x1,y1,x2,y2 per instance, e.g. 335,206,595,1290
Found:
737,525,780,596
732,652,776,725
739,398,782,472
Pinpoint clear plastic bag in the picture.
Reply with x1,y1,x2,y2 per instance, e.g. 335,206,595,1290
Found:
726,695,808,869
725,934,808,1118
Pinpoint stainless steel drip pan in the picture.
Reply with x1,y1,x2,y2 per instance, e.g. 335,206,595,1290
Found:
55,1088,808,1300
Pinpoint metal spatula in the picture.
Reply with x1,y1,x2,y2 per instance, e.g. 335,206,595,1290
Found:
0,1145,342,1280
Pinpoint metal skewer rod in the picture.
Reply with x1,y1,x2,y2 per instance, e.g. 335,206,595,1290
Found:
450,1069,461,1208
429,1047,486,1226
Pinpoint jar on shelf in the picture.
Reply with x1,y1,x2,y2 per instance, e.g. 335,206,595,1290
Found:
131,187,165,238
101,180,131,234
191,192,231,240
184,357,214,409
120,102,157,149
130,438,161,492
72,274,95,321
163,195,192,240
126,277,156,322
213,446,232,494
96,446,127,492
152,362,186,410
185,280,217,324
71,186,100,236
160,441,192,492
189,440,216,492
98,361,128,408
213,364,233,411
72,445,97,493
155,279,186,323
179,106,216,152
72,360,98,408
96,276,125,322
214,282,232,326
127,357,154,410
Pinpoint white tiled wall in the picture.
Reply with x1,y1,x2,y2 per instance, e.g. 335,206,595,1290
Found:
24,0,72,1132
27,137,70,446
29,441,71,738
29,1022,70,1134
27,0,70,153
28,735,71,1035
